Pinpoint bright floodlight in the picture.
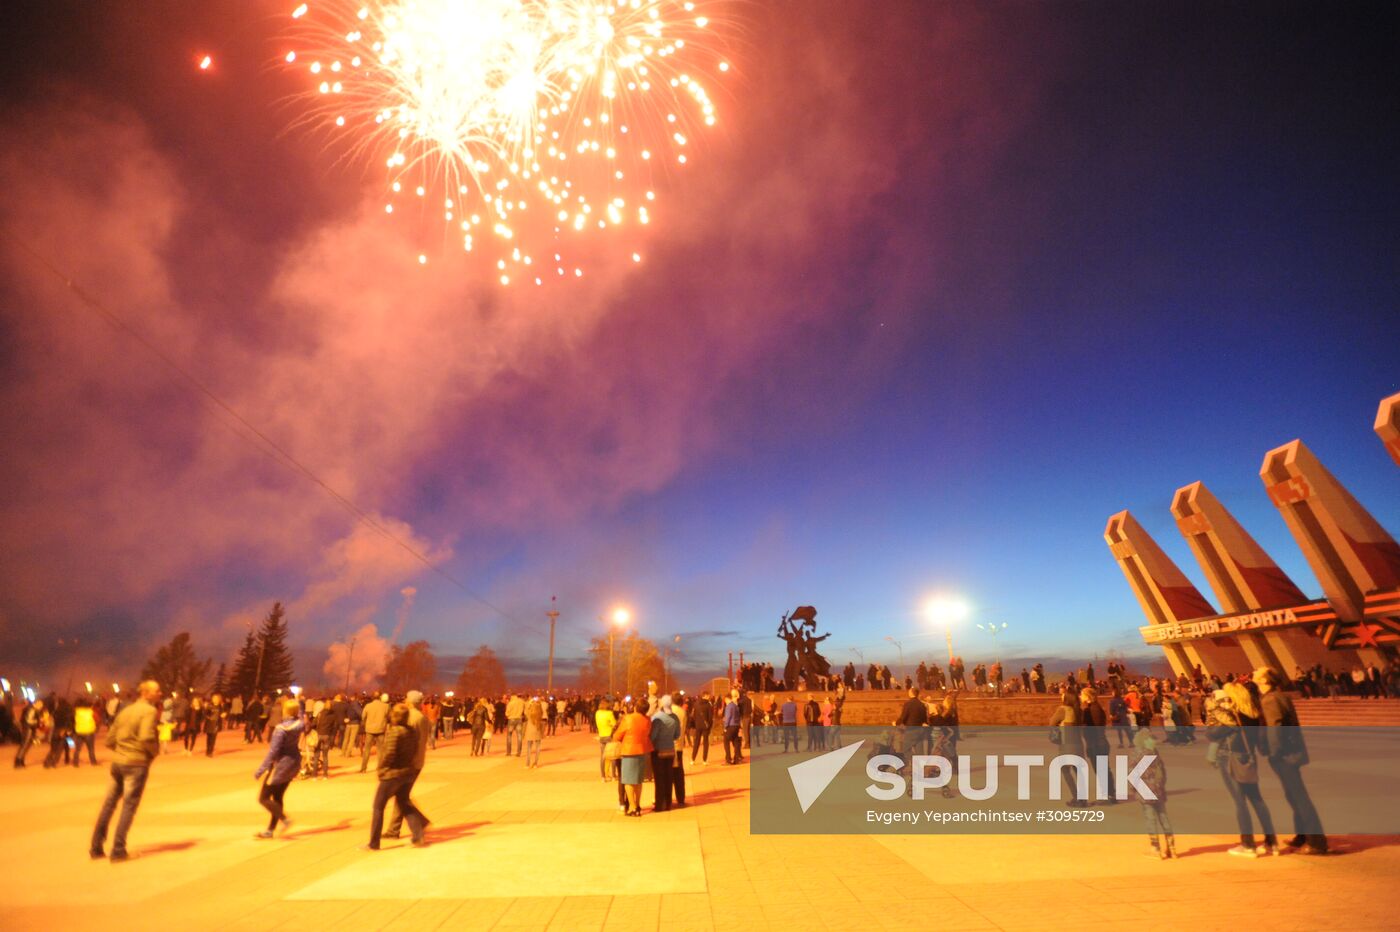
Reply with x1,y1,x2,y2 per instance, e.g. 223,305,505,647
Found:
924,596,972,625
612,607,632,626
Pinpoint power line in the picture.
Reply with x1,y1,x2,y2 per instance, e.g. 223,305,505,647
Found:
2,228,536,633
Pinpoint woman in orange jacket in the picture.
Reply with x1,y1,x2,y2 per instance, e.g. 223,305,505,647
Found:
609,698,654,817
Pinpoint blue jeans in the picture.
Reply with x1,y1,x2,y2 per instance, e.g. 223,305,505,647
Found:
91,763,149,856
506,719,523,756
1141,800,1173,840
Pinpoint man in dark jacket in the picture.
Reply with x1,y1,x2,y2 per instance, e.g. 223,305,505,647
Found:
1254,668,1327,853
803,694,823,750
366,704,427,849
1080,688,1118,802
893,688,929,794
385,690,432,839
690,693,713,765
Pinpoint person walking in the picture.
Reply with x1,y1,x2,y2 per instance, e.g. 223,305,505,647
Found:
311,699,337,779
203,695,224,758
365,703,428,849
1081,687,1119,803
1206,683,1277,857
243,695,263,744
649,696,680,813
1049,688,1086,807
182,696,203,755
610,698,653,817
470,697,493,757
523,696,545,768
72,697,100,767
14,698,50,768
44,697,74,768
722,691,743,764
90,680,161,862
253,699,304,838
359,693,390,773
384,691,432,841
1254,667,1327,854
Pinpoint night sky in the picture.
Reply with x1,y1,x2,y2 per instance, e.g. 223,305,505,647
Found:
1,1,1396,689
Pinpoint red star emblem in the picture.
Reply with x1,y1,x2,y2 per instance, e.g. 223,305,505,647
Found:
1353,622,1381,649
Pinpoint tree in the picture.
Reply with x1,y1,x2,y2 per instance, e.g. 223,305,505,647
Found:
229,628,259,698
140,632,212,694
577,633,663,697
255,602,295,693
457,644,507,698
621,633,665,699
211,662,228,697
384,639,437,694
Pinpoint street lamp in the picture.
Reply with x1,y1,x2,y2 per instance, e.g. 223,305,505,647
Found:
924,596,971,664
885,636,905,680
663,635,682,694
606,607,631,695
976,621,1008,648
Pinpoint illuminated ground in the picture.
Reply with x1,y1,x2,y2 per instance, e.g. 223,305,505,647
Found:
0,728,1395,930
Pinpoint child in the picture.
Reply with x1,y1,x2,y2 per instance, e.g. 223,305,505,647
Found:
1131,725,1175,858
158,719,175,755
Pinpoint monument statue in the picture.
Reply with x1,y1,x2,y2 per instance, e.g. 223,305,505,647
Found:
777,605,832,688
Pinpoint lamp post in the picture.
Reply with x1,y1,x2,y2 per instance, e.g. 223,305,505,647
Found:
663,635,682,694
606,607,631,695
974,621,1008,643
885,636,905,680
343,634,357,694
546,597,560,693
924,595,971,664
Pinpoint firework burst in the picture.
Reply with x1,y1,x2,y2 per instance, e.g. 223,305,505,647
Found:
286,0,731,284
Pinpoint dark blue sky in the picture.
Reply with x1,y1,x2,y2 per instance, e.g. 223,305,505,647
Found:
0,1,1395,685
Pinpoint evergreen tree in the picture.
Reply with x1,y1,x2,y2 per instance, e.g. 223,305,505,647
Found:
229,628,259,699
140,632,212,694
211,662,228,696
255,602,295,693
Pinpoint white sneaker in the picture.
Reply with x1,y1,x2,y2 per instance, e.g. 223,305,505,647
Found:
1227,845,1258,858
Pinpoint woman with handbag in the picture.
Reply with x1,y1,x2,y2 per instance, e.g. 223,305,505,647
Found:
1205,682,1278,858
252,699,303,839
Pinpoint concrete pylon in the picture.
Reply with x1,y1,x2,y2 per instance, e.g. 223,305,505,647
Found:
1105,510,1249,677
1261,440,1400,622
1171,481,1343,673
1377,392,1400,468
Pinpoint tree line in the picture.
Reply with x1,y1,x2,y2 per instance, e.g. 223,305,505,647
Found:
140,604,674,697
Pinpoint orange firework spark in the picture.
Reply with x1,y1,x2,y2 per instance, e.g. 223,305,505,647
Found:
285,0,732,283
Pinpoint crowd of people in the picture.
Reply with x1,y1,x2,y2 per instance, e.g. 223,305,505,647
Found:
3,650,1391,864
1,680,758,861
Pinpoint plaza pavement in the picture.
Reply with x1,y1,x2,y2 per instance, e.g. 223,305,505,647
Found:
0,728,1396,931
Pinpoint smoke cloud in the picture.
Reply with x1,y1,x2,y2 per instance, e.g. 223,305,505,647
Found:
322,623,392,693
